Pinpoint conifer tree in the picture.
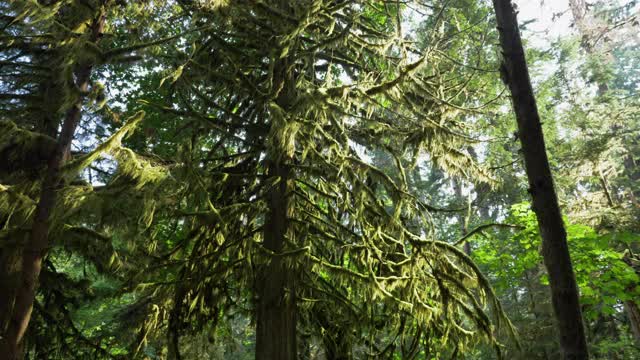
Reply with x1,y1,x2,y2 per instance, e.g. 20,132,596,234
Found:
1,0,181,357
492,0,589,358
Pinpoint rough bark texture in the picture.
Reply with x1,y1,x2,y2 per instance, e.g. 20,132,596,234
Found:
491,1,589,359
255,52,298,360
256,159,297,360
0,249,21,333
0,12,105,359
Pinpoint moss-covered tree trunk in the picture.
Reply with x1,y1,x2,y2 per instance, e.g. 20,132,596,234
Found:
0,10,106,359
491,1,589,359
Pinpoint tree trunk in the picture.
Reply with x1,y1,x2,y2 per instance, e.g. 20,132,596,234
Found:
315,304,352,360
255,49,298,359
452,178,471,255
0,11,106,359
256,159,297,360
323,329,352,360
624,300,640,343
623,252,640,343
491,1,589,359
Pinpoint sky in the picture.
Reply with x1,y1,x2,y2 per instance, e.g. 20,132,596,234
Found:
515,0,574,48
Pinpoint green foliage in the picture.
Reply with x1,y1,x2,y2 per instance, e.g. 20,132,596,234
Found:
473,203,640,358
1,0,639,358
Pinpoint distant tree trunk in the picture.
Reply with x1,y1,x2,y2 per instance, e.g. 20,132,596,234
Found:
568,0,610,95
168,267,187,360
624,301,640,342
569,0,640,342
491,1,589,359
315,305,352,360
0,11,106,359
323,329,352,360
255,51,298,359
623,252,640,343
452,178,471,255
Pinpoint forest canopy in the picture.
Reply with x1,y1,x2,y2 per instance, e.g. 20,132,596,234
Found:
0,0,639,359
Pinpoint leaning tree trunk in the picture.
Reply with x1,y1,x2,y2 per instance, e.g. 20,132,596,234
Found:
491,1,589,359
0,11,106,359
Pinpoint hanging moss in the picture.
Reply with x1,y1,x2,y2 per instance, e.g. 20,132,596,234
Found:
0,121,56,180
0,0,517,357
63,111,146,181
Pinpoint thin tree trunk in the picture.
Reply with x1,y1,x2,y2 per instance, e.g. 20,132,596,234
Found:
623,252,640,343
568,0,610,95
491,1,589,359
0,11,106,359
168,268,187,360
452,178,471,255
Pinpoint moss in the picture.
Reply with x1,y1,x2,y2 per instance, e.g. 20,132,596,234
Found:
63,111,146,180
0,121,57,180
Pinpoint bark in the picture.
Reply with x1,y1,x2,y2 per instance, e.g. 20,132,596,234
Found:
624,300,640,343
491,1,589,359
255,159,297,360
255,49,298,359
0,11,106,359
0,249,21,333
623,252,640,343
315,305,352,360
323,329,352,360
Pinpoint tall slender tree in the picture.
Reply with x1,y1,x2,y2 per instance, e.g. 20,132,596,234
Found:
491,0,589,358
1,0,180,357
1,3,108,357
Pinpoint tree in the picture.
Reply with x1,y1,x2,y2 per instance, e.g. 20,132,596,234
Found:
153,1,512,358
1,0,180,357
0,2,108,357
491,0,589,359
3,0,638,358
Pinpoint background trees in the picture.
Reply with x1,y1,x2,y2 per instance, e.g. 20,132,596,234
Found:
0,0,638,359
